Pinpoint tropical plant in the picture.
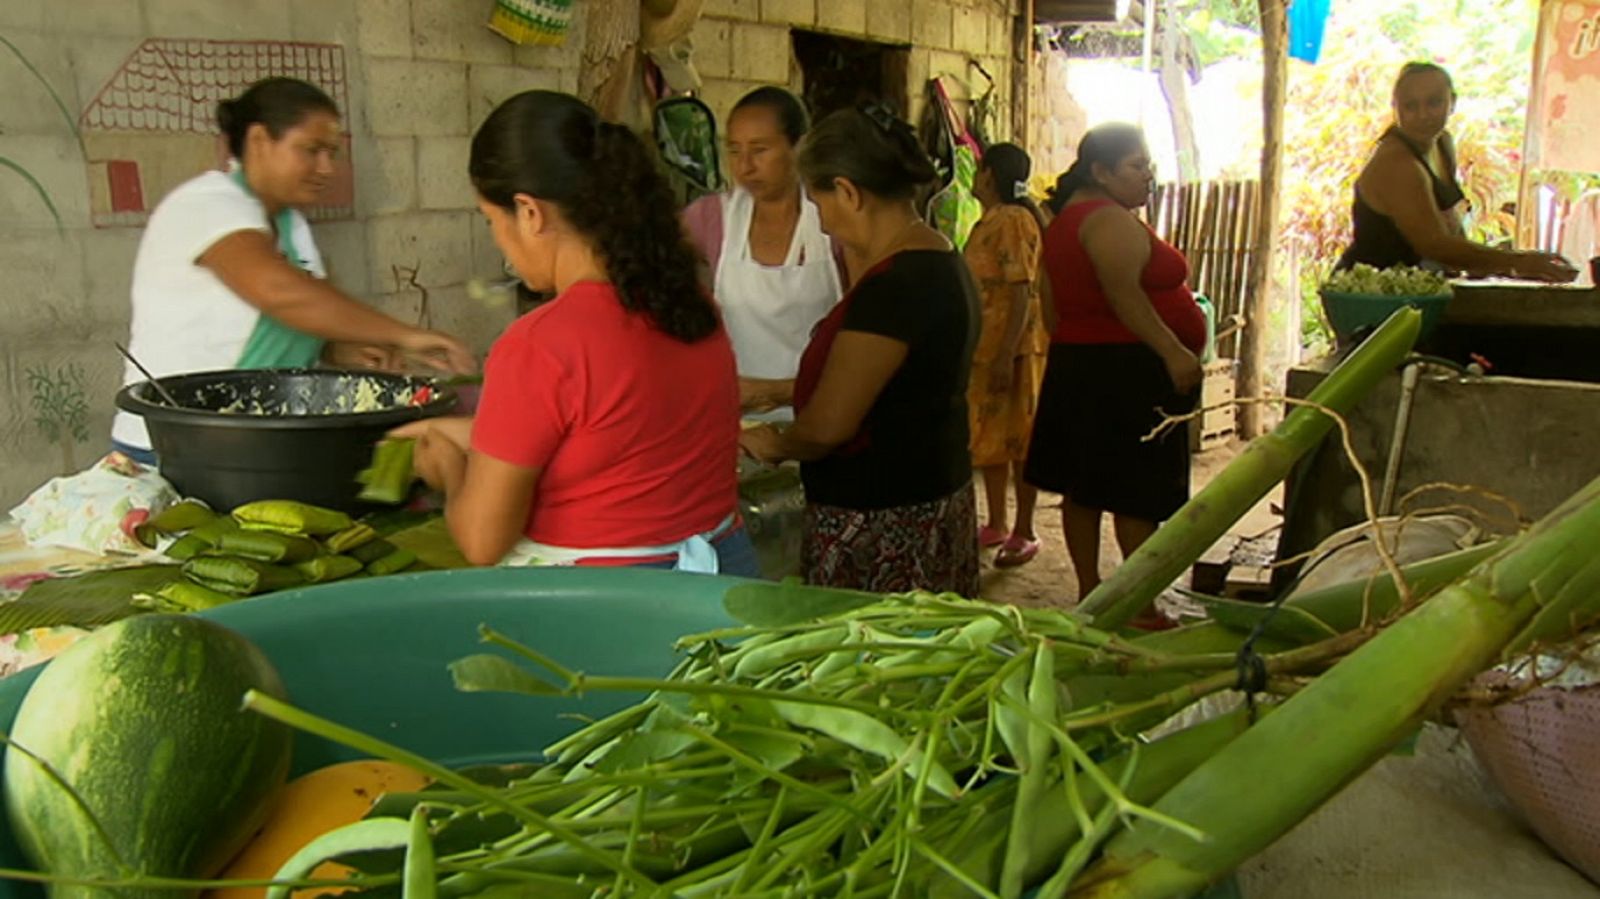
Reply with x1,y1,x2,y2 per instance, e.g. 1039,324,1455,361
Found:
0,33,81,231
26,363,90,474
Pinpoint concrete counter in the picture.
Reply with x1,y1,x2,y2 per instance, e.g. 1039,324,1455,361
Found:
1447,281,1600,329
1277,360,1600,570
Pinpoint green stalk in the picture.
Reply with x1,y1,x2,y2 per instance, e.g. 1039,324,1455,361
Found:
242,691,660,892
1282,539,1504,634
1080,307,1422,630
1186,540,1507,647
931,709,1254,898
1075,474,1600,899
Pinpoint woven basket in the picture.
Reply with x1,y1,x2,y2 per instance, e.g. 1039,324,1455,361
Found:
1457,682,1600,885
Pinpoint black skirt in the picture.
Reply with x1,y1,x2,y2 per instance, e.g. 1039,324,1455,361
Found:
1024,343,1198,522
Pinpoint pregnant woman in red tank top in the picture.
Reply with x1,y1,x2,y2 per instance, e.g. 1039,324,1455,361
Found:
1024,124,1203,628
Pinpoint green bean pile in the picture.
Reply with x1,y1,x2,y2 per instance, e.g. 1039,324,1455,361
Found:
251,588,1256,899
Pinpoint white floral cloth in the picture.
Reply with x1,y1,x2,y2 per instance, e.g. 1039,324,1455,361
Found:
9,453,179,556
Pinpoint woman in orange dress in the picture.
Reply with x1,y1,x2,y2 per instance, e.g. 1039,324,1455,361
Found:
964,144,1049,567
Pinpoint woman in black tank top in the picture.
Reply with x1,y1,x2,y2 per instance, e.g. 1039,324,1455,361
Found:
1336,62,1575,282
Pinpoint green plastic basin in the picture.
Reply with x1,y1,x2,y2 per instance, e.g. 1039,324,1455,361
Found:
1319,289,1451,346
0,567,745,898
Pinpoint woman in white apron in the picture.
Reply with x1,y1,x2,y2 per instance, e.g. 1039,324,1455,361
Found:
112,78,475,462
684,87,846,420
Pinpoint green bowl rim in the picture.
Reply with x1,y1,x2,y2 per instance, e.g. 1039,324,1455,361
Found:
1317,288,1453,302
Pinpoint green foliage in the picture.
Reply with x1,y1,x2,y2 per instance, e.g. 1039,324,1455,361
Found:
1183,0,1261,66
26,363,90,446
1323,263,1451,296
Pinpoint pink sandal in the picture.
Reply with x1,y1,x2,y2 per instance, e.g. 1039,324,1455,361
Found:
995,534,1040,567
978,524,1008,548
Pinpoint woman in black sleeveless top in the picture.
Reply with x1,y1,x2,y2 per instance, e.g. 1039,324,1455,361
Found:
1337,62,1575,282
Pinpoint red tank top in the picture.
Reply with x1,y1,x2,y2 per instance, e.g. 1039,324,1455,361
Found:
1043,199,1207,353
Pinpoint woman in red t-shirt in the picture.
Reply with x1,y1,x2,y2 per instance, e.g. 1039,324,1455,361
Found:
391,91,756,576
1024,124,1204,618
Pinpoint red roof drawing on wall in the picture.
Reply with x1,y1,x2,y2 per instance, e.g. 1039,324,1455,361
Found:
80,39,354,226
81,39,347,133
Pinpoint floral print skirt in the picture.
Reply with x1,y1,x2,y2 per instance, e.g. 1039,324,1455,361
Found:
802,484,980,597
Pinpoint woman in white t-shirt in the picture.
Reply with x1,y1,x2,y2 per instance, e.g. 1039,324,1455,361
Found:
112,77,475,458
683,87,846,420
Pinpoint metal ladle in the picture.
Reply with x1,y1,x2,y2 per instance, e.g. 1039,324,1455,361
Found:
114,342,183,408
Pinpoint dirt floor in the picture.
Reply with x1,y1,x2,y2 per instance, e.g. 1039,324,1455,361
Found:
975,439,1282,610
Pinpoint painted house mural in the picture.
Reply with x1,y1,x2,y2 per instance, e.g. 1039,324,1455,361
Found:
81,38,355,228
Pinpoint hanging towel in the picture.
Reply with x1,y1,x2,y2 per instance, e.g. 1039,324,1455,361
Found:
1289,0,1332,64
488,0,574,46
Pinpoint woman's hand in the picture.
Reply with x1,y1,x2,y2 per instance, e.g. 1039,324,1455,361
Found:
323,342,400,371
739,424,785,464
398,329,478,375
390,416,474,454
1162,348,1203,395
409,428,468,493
739,378,794,414
1509,251,1579,284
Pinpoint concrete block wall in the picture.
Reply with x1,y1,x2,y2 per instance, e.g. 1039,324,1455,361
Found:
1029,48,1089,192
691,0,1021,150
0,0,577,505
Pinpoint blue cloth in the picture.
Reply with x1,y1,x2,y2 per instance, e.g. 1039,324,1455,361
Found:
632,527,763,579
1289,0,1331,64
110,440,158,467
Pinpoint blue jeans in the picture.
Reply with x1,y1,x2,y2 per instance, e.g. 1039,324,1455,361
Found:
111,440,159,467
633,527,763,579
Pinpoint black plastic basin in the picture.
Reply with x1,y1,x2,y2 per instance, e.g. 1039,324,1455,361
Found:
115,369,457,513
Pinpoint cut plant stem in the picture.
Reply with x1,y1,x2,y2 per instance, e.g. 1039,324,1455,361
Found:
1080,307,1423,630
1075,473,1600,899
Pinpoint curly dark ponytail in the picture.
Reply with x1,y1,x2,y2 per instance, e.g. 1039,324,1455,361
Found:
564,122,715,342
469,90,716,343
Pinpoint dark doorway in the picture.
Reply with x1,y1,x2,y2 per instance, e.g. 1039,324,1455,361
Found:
791,30,911,121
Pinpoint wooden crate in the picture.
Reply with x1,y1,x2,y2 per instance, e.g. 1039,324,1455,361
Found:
1191,358,1238,452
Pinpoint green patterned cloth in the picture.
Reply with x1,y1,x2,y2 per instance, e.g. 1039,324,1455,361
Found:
927,146,983,251
488,0,574,46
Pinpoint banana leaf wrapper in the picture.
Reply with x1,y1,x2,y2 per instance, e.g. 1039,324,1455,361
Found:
325,523,381,555
188,515,242,546
146,500,217,534
163,534,210,561
233,500,352,536
0,566,181,635
214,529,319,563
181,556,305,596
132,580,237,613
357,439,417,505
348,538,400,565
365,548,418,576
295,555,366,584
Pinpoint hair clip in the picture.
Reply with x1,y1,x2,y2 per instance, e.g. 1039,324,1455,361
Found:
1013,180,1030,199
858,102,900,135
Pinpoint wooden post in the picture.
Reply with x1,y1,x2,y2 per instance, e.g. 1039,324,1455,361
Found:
1012,0,1034,143
1239,0,1287,438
